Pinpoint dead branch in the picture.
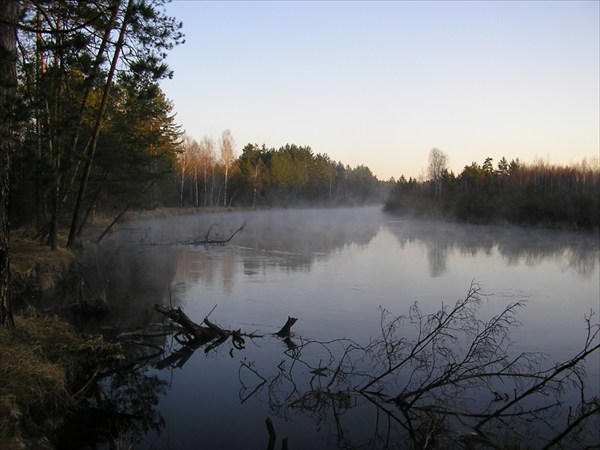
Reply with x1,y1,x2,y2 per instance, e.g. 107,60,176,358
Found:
360,282,485,392
154,304,215,341
231,285,599,450
186,221,246,245
142,222,246,246
541,398,600,450
152,304,269,364
156,342,200,370
96,205,130,243
475,318,600,430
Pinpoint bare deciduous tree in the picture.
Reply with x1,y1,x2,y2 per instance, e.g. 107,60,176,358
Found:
220,129,235,207
188,139,201,206
428,147,448,198
176,135,193,207
199,136,216,206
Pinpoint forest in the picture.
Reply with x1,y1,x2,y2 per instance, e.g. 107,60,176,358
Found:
0,1,386,322
385,148,600,229
175,138,388,208
1,0,387,253
1,1,598,321
3,0,184,253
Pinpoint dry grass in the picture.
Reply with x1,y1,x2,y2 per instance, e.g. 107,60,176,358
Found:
0,313,73,448
9,232,76,296
10,237,74,275
0,311,123,449
120,206,233,221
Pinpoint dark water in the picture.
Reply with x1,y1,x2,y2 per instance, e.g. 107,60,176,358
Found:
76,207,600,449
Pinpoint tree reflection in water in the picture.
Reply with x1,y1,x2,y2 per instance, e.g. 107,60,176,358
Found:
147,282,599,450
59,331,170,449
385,220,599,279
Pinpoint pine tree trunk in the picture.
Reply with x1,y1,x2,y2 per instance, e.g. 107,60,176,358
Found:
67,0,132,248
0,0,17,327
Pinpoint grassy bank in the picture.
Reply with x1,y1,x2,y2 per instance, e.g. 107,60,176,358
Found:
10,233,76,299
0,311,122,449
3,232,123,449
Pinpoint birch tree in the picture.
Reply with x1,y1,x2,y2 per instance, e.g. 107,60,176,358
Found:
199,135,216,206
427,147,448,198
220,129,235,207
176,135,193,207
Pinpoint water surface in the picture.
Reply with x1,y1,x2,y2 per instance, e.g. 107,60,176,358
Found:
78,207,600,449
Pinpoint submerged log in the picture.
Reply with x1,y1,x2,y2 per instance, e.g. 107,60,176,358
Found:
154,304,263,347
156,344,197,369
276,316,298,338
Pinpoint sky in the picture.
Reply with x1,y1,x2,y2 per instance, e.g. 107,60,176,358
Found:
159,0,599,180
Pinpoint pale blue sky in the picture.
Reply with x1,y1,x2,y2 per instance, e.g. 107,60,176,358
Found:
160,0,599,180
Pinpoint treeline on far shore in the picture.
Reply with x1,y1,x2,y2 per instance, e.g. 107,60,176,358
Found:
384,156,600,230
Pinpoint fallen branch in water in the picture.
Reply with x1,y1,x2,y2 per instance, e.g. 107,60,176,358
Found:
110,282,599,450
190,222,246,245
142,222,246,246
152,304,292,367
233,283,600,450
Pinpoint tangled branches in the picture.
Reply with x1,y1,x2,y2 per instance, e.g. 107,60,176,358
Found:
123,282,599,449
237,282,599,449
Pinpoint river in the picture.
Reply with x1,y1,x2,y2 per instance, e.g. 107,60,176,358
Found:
73,206,599,449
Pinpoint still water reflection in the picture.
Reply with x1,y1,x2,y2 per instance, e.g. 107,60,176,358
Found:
77,207,599,449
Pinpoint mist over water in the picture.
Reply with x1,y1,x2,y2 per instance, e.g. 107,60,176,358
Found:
78,207,600,449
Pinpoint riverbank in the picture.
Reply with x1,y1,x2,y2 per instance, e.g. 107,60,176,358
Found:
10,232,76,305
0,312,123,449
1,230,122,449
0,206,299,448
2,210,214,449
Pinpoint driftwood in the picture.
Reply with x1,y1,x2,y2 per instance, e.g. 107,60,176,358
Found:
266,417,276,450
